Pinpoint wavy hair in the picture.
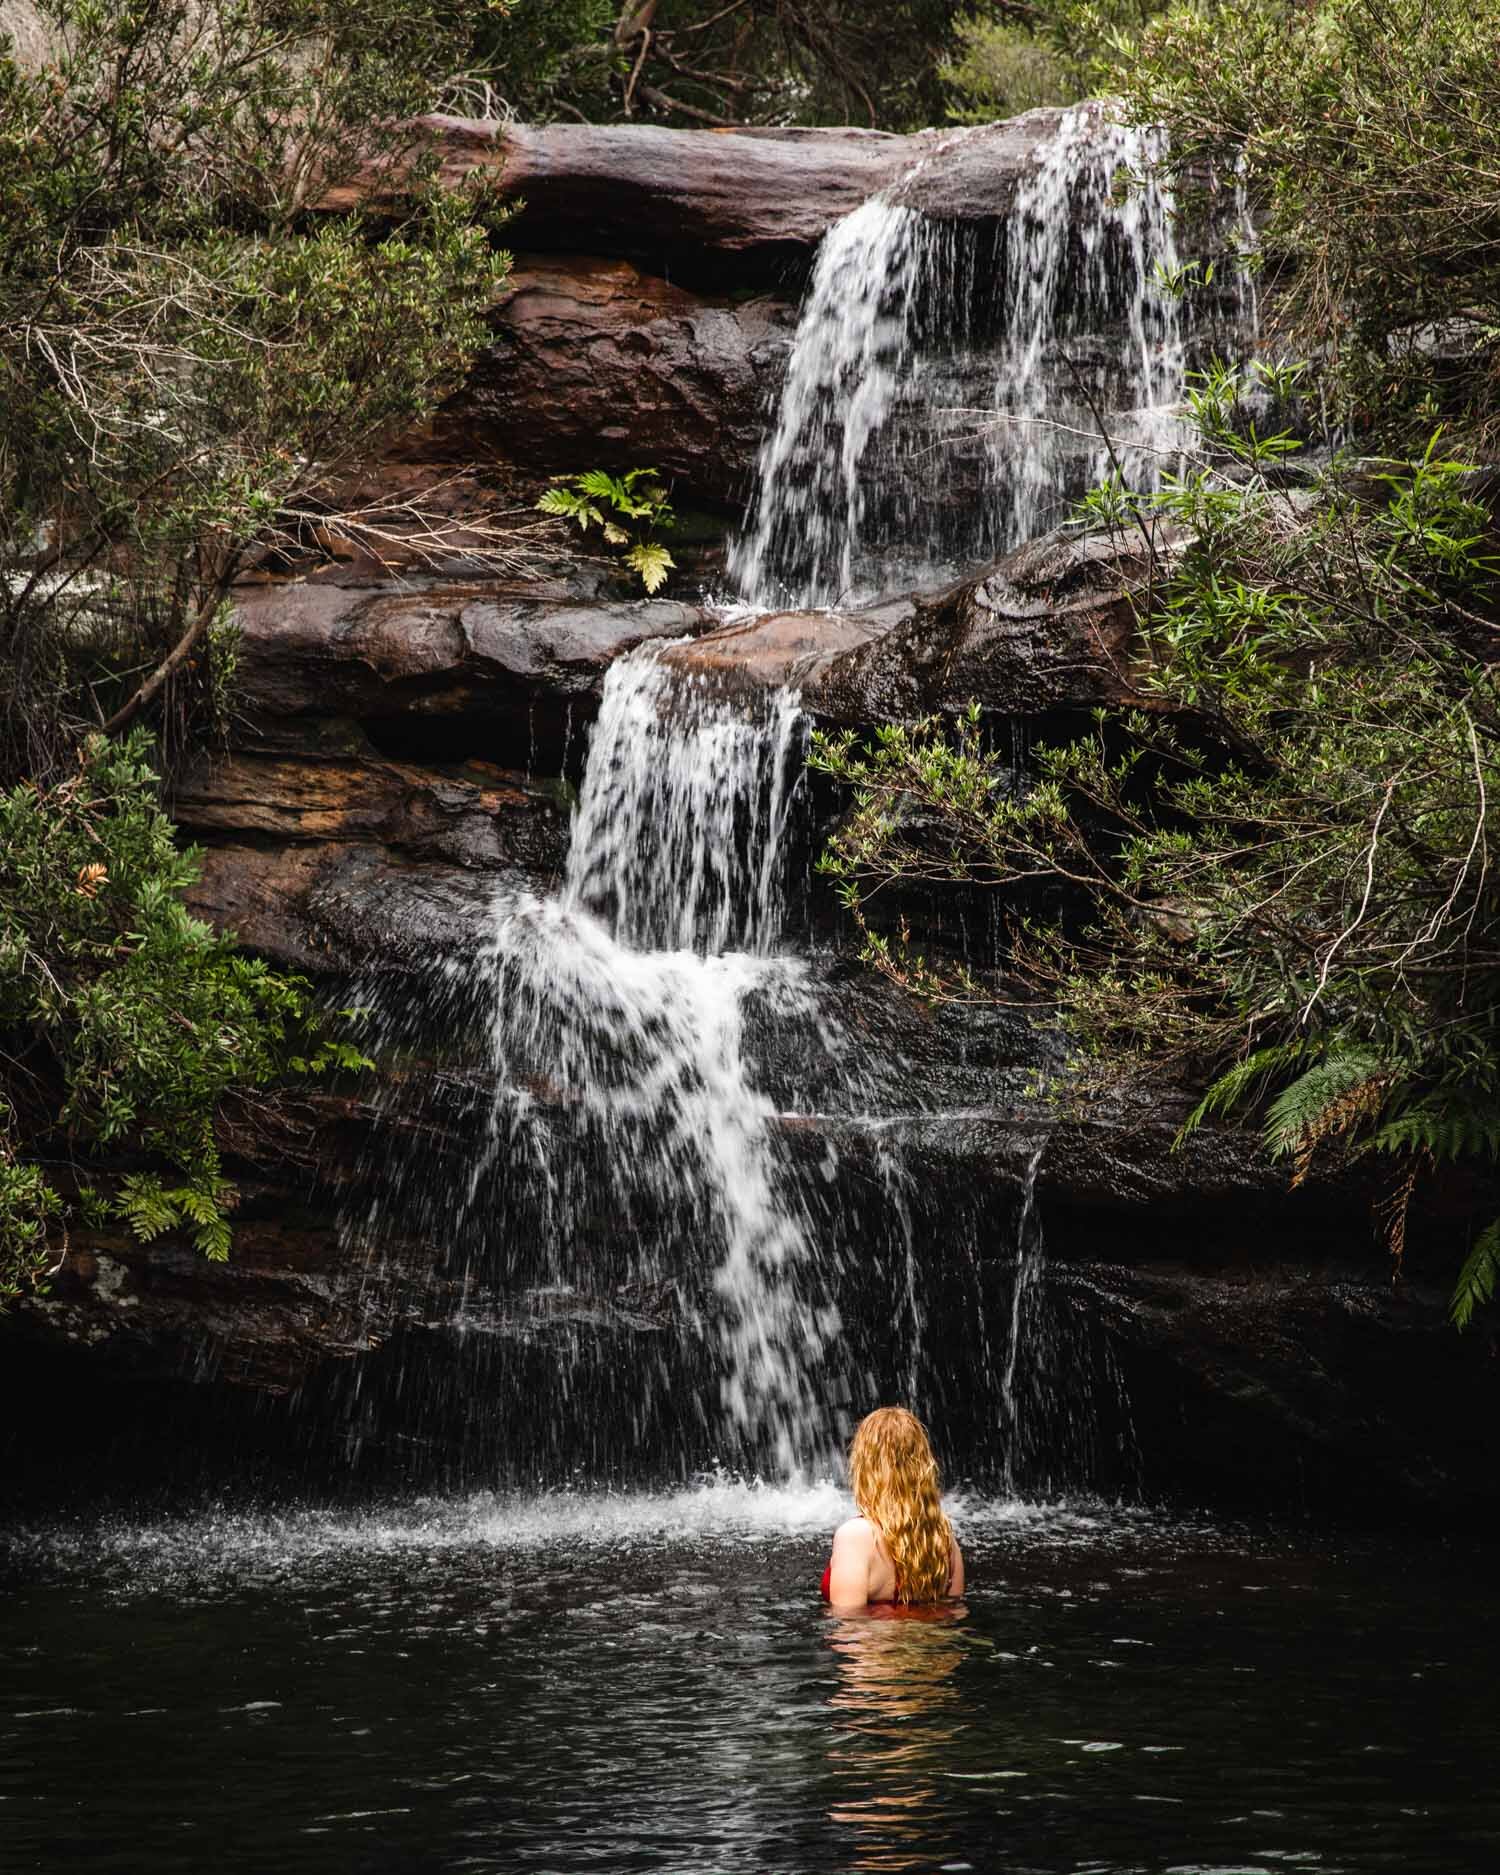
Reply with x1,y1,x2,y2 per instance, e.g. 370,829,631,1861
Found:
847,1406,953,1604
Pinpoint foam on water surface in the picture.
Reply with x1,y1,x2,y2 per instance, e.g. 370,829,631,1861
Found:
5,1482,1167,1584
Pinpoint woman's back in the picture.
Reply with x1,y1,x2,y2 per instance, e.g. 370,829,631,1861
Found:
822,1512,964,1608
820,1408,967,1609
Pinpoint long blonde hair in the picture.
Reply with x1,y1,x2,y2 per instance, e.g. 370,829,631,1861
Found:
848,1406,953,1604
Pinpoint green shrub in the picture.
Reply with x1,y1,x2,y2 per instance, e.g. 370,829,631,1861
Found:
0,733,368,1300
0,0,511,783
813,376,1500,1320
1123,0,1500,448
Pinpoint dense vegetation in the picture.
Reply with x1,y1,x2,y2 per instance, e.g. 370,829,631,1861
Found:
0,0,508,1297
0,735,368,1300
471,1,977,131
813,0,1500,1320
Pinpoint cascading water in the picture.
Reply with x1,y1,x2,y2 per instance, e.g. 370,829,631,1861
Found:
341,649,899,1479
474,652,839,1473
999,1141,1049,1492
334,105,1257,1494
725,195,947,609
730,103,1252,609
988,1135,1140,1496
980,112,1185,553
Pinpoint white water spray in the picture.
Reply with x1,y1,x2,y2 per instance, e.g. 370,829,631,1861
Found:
982,112,1185,551
727,196,942,609
999,1141,1048,1493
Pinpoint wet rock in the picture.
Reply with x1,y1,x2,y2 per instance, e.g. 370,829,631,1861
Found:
659,603,902,689
430,257,795,509
175,748,571,971
232,576,706,729
187,842,521,973
174,752,570,872
804,522,1189,724
1070,1257,1498,1522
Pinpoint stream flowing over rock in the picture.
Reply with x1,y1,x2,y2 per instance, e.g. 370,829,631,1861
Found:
6,100,1496,1527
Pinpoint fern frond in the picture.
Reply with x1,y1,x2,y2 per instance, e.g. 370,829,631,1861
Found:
1373,1156,1425,1282
117,1172,177,1241
535,488,602,531
626,542,675,594
534,486,577,517
1263,1048,1393,1184
1451,1217,1500,1329
1174,1039,1315,1149
1366,1095,1500,1164
189,1211,233,1262
576,468,624,505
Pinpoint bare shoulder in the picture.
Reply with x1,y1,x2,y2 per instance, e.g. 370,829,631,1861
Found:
831,1516,877,1553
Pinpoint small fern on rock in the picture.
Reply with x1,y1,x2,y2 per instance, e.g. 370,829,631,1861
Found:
537,468,677,593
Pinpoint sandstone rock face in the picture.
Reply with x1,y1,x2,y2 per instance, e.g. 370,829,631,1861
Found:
174,751,568,864
175,751,570,971
4,108,1492,1527
325,113,1072,272
659,603,901,689
433,258,794,509
232,575,706,727
803,524,1186,724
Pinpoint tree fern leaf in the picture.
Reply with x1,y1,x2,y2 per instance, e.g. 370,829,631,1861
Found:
1262,1049,1390,1162
1366,1096,1500,1164
1174,1039,1314,1149
1451,1217,1500,1328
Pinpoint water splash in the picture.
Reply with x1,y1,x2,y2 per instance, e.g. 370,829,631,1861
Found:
5,1483,1152,1583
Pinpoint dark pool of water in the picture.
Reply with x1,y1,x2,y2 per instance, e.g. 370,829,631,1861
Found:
2,1484,1495,1874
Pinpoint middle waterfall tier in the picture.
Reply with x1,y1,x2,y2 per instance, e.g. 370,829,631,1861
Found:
344,650,885,1477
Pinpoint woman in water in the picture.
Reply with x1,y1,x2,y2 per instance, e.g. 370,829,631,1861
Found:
821,1407,965,1609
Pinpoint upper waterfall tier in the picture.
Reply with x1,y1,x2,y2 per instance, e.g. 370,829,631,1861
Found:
730,104,1257,610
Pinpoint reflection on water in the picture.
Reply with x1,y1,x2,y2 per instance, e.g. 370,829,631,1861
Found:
826,1610,967,1871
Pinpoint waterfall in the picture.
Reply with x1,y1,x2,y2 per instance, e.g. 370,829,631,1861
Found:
998,1142,1048,1493
730,104,1241,610
558,654,804,956
331,105,1258,1492
475,653,838,1473
991,1137,1139,1496
725,196,947,610
981,113,1184,553
341,648,889,1479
